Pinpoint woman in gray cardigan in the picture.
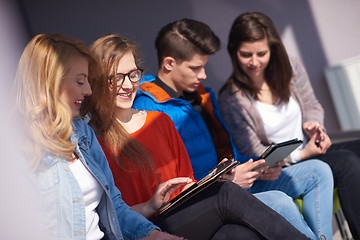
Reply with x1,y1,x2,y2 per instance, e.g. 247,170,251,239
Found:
219,11,360,240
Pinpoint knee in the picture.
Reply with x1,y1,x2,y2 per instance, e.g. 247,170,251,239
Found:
294,160,334,191
254,190,295,211
270,191,295,207
305,159,333,180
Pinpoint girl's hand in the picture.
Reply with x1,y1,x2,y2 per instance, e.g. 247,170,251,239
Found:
303,121,329,141
303,121,320,137
220,158,267,189
132,177,193,217
300,132,331,160
149,177,193,212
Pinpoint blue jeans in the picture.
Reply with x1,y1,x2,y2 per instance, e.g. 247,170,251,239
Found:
254,191,317,239
251,159,334,240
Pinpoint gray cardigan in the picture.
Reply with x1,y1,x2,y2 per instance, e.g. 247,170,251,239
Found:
218,57,324,162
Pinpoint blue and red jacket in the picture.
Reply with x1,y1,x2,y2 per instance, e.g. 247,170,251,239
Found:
133,74,249,180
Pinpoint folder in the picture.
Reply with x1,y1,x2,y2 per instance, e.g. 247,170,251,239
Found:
157,158,239,216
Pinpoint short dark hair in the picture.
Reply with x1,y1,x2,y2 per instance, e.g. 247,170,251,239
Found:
155,18,220,66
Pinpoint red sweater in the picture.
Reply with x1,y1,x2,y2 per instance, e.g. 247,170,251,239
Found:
99,111,195,207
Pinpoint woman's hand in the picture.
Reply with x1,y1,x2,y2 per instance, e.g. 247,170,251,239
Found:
258,160,285,181
220,158,267,189
303,121,329,142
303,121,320,138
299,132,332,160
132,177,193,217
150,177,193,210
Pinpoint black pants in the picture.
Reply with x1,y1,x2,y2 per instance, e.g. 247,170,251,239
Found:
313,139,360,240
152,181,309,240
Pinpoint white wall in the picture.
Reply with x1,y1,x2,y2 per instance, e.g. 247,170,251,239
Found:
18,0,360,133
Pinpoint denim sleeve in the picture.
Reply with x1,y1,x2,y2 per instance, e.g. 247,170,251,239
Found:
84,122,160,239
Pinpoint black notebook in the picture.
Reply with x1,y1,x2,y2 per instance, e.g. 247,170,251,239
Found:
253,138,303,170
157,158,239,216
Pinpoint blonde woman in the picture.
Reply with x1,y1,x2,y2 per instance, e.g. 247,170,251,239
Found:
15,33,179,240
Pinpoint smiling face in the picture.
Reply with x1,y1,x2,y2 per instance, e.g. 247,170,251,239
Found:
110,52,139,111
170,53,208,95
236,37,271,82
59,55,91,117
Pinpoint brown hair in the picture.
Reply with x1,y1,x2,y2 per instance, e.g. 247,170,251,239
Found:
221,12,292,103
81,33,155,176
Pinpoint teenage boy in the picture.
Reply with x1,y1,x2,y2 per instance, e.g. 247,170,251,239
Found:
133,18,333,239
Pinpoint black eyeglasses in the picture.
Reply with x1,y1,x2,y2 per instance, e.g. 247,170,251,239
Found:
108,68,144,86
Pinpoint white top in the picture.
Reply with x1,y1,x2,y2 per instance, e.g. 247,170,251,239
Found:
69,159,105,240
255,96,304,163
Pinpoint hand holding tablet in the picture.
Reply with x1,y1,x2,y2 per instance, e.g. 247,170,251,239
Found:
254,138,303,170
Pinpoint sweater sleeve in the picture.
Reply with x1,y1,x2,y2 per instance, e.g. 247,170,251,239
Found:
218,87,269,158
291,57,324,125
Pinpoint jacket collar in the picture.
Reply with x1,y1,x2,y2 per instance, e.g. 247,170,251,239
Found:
139,78,210,103
139,81,173,102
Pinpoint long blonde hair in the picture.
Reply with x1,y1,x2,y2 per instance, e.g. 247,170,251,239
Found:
15,33,101,170
82,34,155,176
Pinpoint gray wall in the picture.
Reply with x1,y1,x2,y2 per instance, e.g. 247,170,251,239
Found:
17,0,360,134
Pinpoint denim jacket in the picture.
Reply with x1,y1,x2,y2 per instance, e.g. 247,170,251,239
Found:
36,118,158,239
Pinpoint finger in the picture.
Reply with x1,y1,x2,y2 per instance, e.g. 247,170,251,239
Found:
168,177,193,184
229,168,235,174
218,158,229,165
235,159,262,172
233,159,252,170
252,165,268,174
304,121,317,130
244,158,254,165
220,174,232,181
303,122,311,129
250,159,266,168
316,124,325,131
160,178,192,193
306,124,316,130
263,167,278,174
318,138,331,151
279,160,285,167
262,169,281,179
159,183,186,197
251,171,262,179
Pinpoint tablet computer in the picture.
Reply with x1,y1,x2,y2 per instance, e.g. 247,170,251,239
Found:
254,138,303,170
157,158,239,216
